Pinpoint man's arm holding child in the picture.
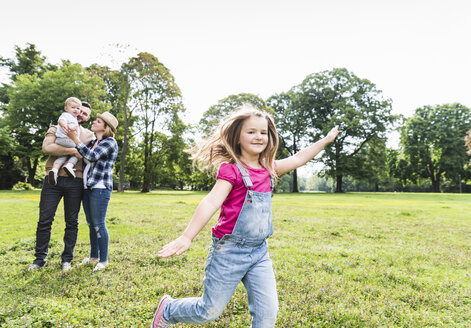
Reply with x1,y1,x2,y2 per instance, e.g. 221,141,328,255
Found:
42,126,82,158
57,118,70,134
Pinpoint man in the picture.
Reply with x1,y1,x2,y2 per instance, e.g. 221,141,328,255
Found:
28,102,95,271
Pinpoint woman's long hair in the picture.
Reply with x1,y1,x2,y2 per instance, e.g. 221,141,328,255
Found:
191,104,279,182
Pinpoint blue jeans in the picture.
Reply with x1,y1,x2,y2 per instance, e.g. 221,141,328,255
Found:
164,237,278,327
82,188,111,262
33,176,83,266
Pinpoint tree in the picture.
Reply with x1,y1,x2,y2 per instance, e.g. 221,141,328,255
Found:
0,43,53,187
0,118,23,189
267,91,309,192
400,103,471,192
126,52,185,192
88,53,190,192
163,114,192,190
348,136,388,191
384,148,410,191
87,63,137,192
0,43,53,81
294,68,395,192
6,62,108,184
0,43,57,110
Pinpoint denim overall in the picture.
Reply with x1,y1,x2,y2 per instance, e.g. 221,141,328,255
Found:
164,164,279,327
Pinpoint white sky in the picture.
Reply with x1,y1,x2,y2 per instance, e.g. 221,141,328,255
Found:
1,0,470,137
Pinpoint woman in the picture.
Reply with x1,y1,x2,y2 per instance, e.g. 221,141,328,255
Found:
67,111,119,272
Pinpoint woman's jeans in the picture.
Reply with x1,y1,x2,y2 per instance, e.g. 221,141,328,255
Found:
82,188,111,262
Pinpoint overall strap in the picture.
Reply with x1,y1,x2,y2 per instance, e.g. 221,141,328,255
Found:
235,163,253,189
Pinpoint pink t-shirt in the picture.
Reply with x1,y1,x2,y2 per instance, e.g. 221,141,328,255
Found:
212,163,272,238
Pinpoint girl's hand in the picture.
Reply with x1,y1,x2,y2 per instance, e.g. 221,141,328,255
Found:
158,235,192,258
325,125,339,143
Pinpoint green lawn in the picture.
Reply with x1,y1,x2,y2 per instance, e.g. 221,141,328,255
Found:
0,190,470,327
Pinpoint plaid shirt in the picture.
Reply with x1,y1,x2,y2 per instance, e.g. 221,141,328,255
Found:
76,137,118,191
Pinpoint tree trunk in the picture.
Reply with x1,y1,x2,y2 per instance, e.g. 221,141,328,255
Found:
431,174,440,192
292,168,299,192
336,174,343,193
429,163,441,192
118,88,130,192
334,144,342,193
141,133,150,193
142,117,156,193
26,157,39,186
142,119,156,192
291,135,299,192
118,134,128,192
141,177,150,192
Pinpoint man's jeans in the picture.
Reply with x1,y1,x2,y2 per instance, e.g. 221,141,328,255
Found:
33,176,83,266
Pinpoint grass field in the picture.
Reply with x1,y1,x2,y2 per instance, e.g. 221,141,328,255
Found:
0,190,470,327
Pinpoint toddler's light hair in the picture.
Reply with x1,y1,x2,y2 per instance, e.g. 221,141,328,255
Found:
65,97,81,108
465,129,471,166
191,104,279,182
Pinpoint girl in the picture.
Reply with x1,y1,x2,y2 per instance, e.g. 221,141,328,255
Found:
66,111,119,272
152,105,339,328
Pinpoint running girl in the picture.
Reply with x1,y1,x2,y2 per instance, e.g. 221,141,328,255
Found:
152,104,339,328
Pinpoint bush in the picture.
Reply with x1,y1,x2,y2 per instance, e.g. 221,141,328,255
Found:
12,181,35,191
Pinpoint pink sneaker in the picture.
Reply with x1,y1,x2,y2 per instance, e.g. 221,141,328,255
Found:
151,295,171,328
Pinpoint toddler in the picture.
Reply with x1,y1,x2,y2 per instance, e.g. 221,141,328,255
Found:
48,97,82,185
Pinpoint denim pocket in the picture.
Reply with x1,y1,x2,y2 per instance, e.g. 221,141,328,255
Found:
99,188,111,201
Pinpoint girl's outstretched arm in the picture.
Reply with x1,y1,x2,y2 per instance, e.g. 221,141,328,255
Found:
275,126,339,176
158,179,233,258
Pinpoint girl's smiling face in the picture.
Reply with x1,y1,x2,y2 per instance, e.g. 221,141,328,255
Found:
239,115,269,158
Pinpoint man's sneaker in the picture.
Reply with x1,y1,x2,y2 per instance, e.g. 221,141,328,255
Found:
63,163,76,178
62,262,72,271
48,170,57,185
27,263,41,271
151,295,171,328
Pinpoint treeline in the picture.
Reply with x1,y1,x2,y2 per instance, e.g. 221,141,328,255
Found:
1,44,470,193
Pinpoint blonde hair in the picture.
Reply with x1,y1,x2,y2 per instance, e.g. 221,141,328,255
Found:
102,124,115,139
65,97,81,107
191,104,279,182
465,129,471,166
